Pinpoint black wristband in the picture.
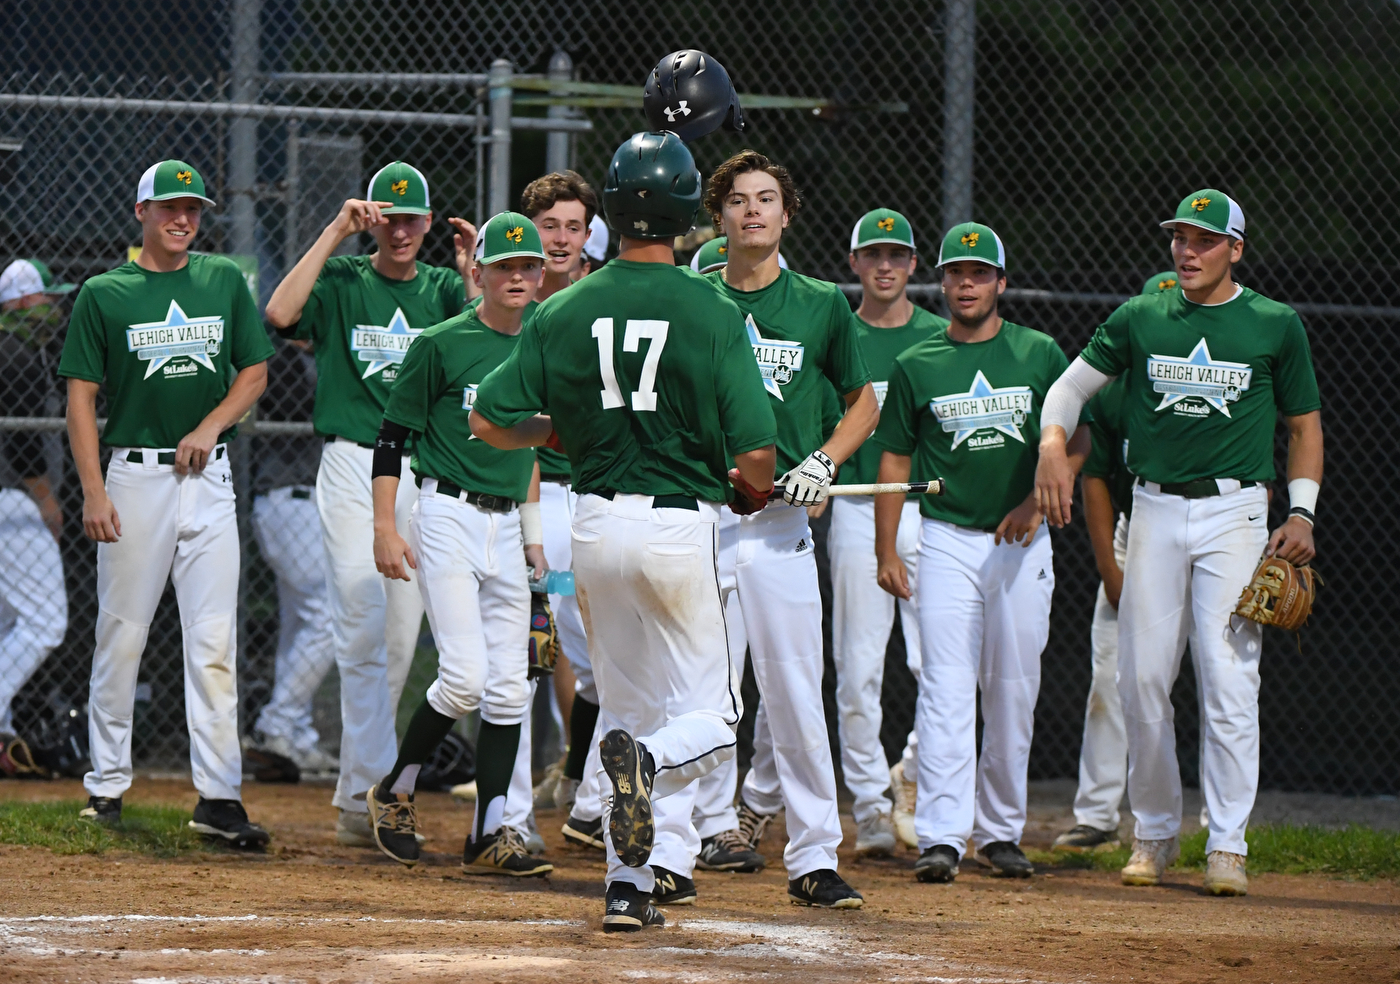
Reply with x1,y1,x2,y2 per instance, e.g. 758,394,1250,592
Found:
372,419,411,479
1288,505,1315,526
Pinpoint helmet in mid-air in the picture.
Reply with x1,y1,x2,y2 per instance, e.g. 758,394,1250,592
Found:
602,131,702,241
643,49,745,142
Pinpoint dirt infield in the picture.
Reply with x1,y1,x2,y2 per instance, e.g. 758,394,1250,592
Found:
2,778,1398,983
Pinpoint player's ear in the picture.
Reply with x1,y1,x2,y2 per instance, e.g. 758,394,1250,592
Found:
423,211,433,232
471,262,484,289
909,252,919,274
1230,236,1244,264
847,251,859,275
995,270,1007,295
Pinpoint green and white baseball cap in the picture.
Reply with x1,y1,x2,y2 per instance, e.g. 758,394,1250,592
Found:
850,208,916,252
690,236,729,273
368,161,432,214
136,159,216,207
0,258,76,303
474,211,546,264
936,221,1006,269
1160,188,1245,239
1141,270,1179,295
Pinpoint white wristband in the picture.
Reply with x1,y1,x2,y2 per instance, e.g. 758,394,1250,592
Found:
1287,478,1319,516
519,500,543,545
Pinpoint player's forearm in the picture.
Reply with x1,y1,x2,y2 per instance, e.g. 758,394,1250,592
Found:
1066,424,1092,474
195,363,268,438
65,379,106,496
371,475,400,533
734,445,776,493
1284,411,1324,484
470,411,554,450
874,451,911,559
1082,476,1119,578
821,383,879,466
265,222,345,328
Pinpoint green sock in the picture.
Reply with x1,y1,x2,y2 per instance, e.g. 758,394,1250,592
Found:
564,696,600,781
472,720,521,842
380,700,457,795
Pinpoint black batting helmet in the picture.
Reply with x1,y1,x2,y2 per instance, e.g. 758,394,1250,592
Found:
643,50,745,142
602,132,702,241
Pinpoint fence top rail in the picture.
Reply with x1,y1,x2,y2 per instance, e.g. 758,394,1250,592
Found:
0,417,317,435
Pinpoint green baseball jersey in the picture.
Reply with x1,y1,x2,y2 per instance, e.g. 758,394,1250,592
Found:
58,254,273,448
291,255,465,444
704,269,871,475
874,321,1079,530
1082,374,1135,519
473,259,776,503
1078,287,1321,485
384,306,535,503
842,305,950,485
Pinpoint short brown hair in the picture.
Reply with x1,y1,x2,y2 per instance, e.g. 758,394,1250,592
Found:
703,150,803,229
520,170,598,225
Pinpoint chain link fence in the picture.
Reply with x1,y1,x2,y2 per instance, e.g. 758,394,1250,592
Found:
1,0,1396,796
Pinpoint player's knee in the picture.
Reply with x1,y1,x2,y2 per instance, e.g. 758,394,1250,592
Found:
426,678,480,720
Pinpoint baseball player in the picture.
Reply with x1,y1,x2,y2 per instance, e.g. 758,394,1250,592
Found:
1053,272,1176,853
700,150,877,907
264,162,475,846
0,259,73,747
1037,190,1323,896
874,222,1090,883
471,131,777,931
364,211,554,877
59,159,272,845
830,208,948,857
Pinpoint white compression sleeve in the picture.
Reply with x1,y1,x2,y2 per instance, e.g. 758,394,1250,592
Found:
519,501,543,545
1040,357,1113,437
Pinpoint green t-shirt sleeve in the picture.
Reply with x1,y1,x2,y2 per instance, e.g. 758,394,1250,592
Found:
438,268,467,317
824,299,872,395
1082,391,1113,478
290,264,338,342
715,316,778,455
1078,300,1133,376
871,361,917,455
383,334,439,433
228,268,274,370
1273,312,1321,416
57,284,107,382
474,319,547,428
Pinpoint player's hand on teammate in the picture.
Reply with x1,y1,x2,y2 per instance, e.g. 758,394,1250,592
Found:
174,421,223,476
448,217,478,274
781,449,836,507
524,543,548,580
995,494,1044,547
82,490,121,543
1267,515,1316,565
727,467,771,515
1034,429,1077,528
877,552,912,600
373,526,417,582
331,198,394,239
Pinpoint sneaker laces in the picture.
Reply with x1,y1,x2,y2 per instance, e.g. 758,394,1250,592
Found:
735,802,771,848
380,797,417,835
709,827,751,853
496,826,529,857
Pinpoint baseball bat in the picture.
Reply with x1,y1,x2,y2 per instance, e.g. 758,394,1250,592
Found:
768,479,945,500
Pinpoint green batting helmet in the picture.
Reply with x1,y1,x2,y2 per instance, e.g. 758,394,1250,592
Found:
602,132,701,241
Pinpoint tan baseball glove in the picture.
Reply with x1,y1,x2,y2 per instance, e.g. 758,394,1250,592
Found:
1233,555,1322,632
528,593,560,679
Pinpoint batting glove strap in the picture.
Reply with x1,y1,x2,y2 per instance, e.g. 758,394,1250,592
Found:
782,449,835,506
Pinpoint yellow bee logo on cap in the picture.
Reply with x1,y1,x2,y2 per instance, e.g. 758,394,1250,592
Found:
717,245,727,256
506,226,524,244
961,231,980,248
176,170,193,185
391,179,408,197
1191,197,1211,212
877,217,895,232
1159,276,1178,291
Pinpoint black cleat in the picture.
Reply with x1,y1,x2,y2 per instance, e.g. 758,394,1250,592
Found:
914,844,961,883
1052,824,1120,853
603,880,666,933
561,813,606,850
650,865,698,905
462,827,555,877
367,782,420,867
788,868,864,908
696,829,766,872
600,729,654,868
78,796,122,826
978,840,1034,878
188,798,270,849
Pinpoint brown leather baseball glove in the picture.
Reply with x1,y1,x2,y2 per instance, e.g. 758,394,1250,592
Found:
1233,554,1322,633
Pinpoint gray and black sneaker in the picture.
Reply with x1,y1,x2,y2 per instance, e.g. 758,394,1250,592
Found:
696,829,766,872
788,868,864,909
561,813,606,850
603,880,666,933
914,844,961,883
650,865,698,905
735,798,774,852
188,798,270,849
78,796,122,826
599,729,654,868
367,782,420,866
462,826,554,878
1052,824,1120,853
978,840,1034,878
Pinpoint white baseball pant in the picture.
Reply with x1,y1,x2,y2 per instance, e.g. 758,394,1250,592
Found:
316,438,425,812
731,503,843,876
914,519,1053,855
1118,481,1267,857
85,448,242,801
829,495,922,822
250,487,335,753
0,488,68,735
572,493,739,892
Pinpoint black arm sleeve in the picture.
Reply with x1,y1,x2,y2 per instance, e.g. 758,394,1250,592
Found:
273,321,299,339
372,419,411,479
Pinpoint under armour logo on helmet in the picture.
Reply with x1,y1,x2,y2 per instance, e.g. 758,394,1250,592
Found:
664,101,692,122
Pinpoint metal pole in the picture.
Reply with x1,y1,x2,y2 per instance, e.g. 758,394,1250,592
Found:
284,118,300,270
229,0,262,257
489,59,513,216
474,94,486,230
942,0,976,229
546,50,573,175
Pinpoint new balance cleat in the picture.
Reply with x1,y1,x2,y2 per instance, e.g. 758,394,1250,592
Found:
650,865,698,905
789,868,864,908
1121,836,1180,886
696,829,766,872
78,796,122,826
562,813,606,850
462,826,555,877
1053,824,1120,853
367,782,420,866
188,798,270,849
603,880,666,933
978,840,1034,878
914,844,960,883
600,729,654,868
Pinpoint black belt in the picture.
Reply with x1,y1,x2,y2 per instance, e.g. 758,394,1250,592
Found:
593,489,699,511
325,435,376,450
1137,476,1257,499
421,477,517,513
121,447,225,465
540,473,572,484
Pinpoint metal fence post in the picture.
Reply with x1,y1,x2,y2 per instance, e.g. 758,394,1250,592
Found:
546,50,573,175
942,0,976,229
229,0,261,257
284,118,300,272
489,59,513,216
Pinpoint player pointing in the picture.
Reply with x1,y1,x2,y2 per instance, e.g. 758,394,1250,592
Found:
1037,190,1323,896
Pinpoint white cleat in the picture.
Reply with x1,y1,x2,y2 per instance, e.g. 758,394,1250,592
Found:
1204,851,1248,896
1120,836,1180,886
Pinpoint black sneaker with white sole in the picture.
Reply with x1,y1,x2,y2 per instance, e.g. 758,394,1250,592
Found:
367,782,420,867
788,868,864,908
599,729,655,868
978,840,1034,878
696,829,766,872
650,865,698,905
1052,824,1120,852
561,813,606,850
913,844,961,883
188,798,270,849
603,880,666,933
462,827,555,877
78,796,122,826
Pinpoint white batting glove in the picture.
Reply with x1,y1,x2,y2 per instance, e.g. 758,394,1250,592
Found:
781,449,835,507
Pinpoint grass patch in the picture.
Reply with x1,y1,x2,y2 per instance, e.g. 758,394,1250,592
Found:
1033,824,1400,880
0,799,206,857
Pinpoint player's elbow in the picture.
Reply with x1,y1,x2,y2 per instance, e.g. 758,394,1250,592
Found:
734,445,776,490
263,296,299,331
469,410,507,447
239,361,269,400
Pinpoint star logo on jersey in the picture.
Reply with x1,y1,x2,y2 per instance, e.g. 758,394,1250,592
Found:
1146,338,1252,417
664,100,691,122
872,380,890,410
746,314,805,401
125,300,224,379
929,370,1033,450
462,384,480,439
352,307,421,379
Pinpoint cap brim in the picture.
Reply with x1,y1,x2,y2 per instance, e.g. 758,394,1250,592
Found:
380,205,432,215
696,262,725,274
1159,217,1236,237
144,192,218,208
46,283,77,294
852,237,917,251
936,256,1002,269
479,249,547,264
